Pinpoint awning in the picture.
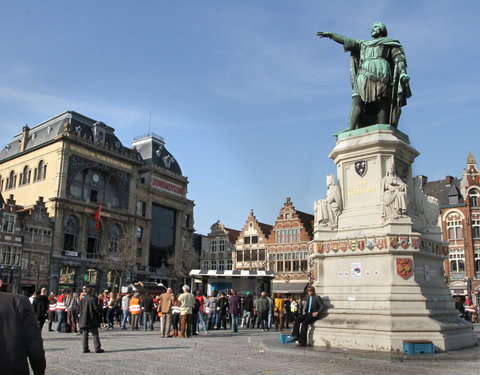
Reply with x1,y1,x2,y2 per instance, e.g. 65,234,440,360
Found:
272,282,308,294
189,269,274,278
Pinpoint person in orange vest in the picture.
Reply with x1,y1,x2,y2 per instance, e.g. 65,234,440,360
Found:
56,289,67,332
129,293,141,330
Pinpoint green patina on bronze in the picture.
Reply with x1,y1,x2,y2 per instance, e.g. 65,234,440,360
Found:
317,22,412,133
333,124,409,142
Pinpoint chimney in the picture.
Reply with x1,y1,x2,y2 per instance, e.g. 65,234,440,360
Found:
20,125,30,152
446,176,454,185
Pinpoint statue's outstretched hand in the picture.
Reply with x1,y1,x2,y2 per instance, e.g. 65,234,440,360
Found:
317,31,332,38
400,73,410,84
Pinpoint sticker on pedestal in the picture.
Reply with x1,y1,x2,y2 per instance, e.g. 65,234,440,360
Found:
351,263,361,278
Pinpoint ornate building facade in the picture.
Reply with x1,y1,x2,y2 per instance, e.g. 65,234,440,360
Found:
423,151,480,299
0,111,194,293
234,210,272,271
202,220,239,272
266,198,313,295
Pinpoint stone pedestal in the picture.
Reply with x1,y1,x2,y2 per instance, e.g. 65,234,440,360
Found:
310,125,477,352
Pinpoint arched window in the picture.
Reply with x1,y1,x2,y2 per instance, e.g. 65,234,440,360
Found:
8,170,15,189
446,214,463,240
63,215,78,252
21,165,30,185
469,189,479,207
86,220,101,259
109,223,121,253
35,160,46,181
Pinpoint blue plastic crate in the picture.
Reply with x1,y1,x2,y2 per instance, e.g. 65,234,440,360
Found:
403,340,434,355
279,334,294,344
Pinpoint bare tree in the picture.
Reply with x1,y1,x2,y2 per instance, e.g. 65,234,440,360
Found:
99,232,137,294
166,231,196,287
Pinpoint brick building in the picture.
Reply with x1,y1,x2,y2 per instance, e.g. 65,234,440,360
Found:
235,210,272,271
266,197,314,295
423,151,480,299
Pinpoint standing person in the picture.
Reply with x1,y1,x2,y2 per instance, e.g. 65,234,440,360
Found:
106,292,116,329
142,294,155,331
257,292,270,332
0,280,46,375
228,289,241,333
33,288,49,330
56,289,67,332
216,293,229,330
171,295,181,337
195,290,208,334
129,293,141,330
78,287,104,354
158,288,174,337
242,292,254,328
47,293,56,331
252,294,260,329
283,296,291,330
292,286,326,347
290,297,299,323
206,292,218,330
65,288,79,334
121,293,130,329
177,285,195,338
274,293,285,331
267,293,275,330
114,293,122,328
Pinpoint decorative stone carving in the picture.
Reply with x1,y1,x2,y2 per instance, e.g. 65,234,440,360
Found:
314,174,342,228
381,161,408,221
410,177,440,232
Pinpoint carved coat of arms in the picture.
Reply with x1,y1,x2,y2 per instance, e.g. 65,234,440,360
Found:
400,237,409,249
355,160,367,177
396,258,413,279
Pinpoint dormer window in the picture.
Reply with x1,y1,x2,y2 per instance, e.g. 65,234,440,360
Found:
448,195,458,205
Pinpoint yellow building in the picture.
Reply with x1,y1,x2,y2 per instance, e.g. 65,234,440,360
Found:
0,111,194,293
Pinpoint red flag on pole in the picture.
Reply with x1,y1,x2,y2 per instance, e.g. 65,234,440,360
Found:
94,201,102,232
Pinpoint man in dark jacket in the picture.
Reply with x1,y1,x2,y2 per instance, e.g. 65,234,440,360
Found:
242,292,254,328
292,286,326,347
33,288,49,330
256,292,270,332
142,294,155,331
79,287,104,353
228,289,241,333
216,293,229,330
0,280,46,375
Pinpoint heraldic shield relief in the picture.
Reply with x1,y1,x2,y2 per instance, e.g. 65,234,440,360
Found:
396,258,412,279
355,160,367,177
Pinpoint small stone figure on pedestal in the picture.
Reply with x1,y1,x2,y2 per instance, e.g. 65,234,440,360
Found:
381,162,407,220
315,174,342,228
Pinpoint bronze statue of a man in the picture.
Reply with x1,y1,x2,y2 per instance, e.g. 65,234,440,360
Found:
318,22,411,131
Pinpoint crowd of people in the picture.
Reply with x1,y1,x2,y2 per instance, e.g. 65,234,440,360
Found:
37,286,307,339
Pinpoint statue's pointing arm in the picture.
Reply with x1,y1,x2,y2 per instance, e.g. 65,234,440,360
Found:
316,31,349,45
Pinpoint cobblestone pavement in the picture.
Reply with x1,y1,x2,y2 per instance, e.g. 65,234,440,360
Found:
42,325,480,375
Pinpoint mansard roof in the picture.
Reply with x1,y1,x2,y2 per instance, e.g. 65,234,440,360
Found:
132,133,182,175
0,111,132,162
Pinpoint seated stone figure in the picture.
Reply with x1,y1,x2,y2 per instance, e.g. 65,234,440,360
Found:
315,174,342,228
381,162,407,220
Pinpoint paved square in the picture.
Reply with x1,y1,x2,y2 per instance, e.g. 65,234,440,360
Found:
42,325,480,374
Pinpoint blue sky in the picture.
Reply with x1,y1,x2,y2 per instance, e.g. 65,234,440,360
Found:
0,1,478,235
